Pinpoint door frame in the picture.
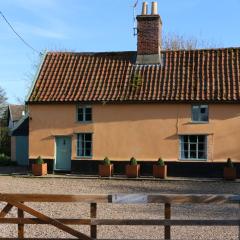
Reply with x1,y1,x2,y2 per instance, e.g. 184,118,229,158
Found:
54,136,72,171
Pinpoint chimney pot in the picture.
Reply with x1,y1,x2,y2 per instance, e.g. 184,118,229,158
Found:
142,2,148,15
151,1,158,15
136,1,162,64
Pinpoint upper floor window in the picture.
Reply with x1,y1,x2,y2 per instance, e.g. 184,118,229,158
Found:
77,106,92,122
192,105,208,122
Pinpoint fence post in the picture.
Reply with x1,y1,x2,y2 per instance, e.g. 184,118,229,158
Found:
164,203,171,240
18,202,24,239
90,203,97,239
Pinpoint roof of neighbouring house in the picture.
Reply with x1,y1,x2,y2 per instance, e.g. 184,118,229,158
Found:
8,105,25,122
27,48,240,103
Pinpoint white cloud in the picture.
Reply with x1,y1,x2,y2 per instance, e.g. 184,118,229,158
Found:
14,21,67,39
13,0,58,10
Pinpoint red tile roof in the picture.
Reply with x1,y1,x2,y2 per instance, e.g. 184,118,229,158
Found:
28,48,240,103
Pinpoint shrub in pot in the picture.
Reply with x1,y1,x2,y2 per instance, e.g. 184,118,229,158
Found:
224,158,236,180
153,158,167,179
99,157,113,177
32,156,47,176
126,157,140,178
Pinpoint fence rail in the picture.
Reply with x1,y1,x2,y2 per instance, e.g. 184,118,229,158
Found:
0,193,239,240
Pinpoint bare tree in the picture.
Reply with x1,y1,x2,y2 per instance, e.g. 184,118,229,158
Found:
0,86,10,156
0,86,7,118
162,33,216,50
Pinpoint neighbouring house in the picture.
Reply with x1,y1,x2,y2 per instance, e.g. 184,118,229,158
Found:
7,104,29,166
26,2,240,177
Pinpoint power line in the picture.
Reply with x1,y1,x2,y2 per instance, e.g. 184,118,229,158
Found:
0,11,43,55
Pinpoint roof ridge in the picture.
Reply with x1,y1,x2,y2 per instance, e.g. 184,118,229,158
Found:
45,47,240,55
46,51,136,55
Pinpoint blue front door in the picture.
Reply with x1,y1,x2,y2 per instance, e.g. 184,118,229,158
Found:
16,136,29,166
55,136,71,171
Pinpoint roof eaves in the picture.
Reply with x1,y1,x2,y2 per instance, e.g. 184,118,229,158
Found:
25,52,47,103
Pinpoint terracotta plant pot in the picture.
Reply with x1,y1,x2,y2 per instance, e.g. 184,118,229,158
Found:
126,164,140,178
224,167,236,180
99,164,113,177
32,163,48,176
153,165,167,179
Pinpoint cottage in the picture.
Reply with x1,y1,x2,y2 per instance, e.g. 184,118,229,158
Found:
7,104,29,165
26,2,240,177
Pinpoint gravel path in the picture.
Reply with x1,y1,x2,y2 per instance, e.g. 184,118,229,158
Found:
0,176,239,239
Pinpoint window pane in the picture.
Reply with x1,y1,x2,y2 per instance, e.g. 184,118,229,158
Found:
85,134,92,141
181,151,188,159
85,108,92,121
192,106,199,121
85,148,91,156
198,151,207,159
200,113,208,122
184,143,188,151
184,151,188,158
85,107,92,114
183,136,188,142
78,108,84,122
198,136,205,143
200,105,208,122
85,114,92,121
200,107,206,114
189,136,197,143
190,144,196,151
85,142,91,149
198,143,204,151
77,134,84,156
190,151,197,159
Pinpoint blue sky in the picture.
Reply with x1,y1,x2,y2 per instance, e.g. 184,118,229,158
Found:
1,0,240,104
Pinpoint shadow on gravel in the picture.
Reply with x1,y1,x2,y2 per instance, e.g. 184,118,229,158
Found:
100,181,240,195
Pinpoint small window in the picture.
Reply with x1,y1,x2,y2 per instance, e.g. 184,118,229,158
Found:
192,105,208,122
77,133,92,157
77,106,92,122
180,135,207,160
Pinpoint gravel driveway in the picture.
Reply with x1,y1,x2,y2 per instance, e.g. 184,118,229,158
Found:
0,176,239,239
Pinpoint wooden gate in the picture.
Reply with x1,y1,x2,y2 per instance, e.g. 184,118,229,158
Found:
0,193,239,239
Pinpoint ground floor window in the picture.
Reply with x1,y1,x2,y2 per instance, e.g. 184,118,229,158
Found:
180,135,207,160
77,133,92,157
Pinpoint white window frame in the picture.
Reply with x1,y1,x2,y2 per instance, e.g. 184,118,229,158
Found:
77,105,92,123
77,133,92,158
179,135,207,161
191,105,209,123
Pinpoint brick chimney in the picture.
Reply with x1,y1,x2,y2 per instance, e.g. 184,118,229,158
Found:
136,1,162,64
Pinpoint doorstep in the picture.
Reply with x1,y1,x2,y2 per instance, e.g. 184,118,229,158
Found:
10,173,240,183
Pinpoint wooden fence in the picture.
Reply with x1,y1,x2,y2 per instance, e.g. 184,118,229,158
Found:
0,193,239,239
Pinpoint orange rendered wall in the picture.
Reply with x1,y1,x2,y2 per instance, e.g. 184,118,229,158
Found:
28,103,240,162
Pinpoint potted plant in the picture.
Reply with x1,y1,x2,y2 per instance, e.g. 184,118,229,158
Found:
32,156,47,176
99,157,113,177
224,158,237,180
126,157,140,178
153,158,167,179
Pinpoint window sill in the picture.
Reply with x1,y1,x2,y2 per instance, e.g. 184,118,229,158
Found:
190,121,209,124
75,156,93,160
180,159,207,162
76,121,93,124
